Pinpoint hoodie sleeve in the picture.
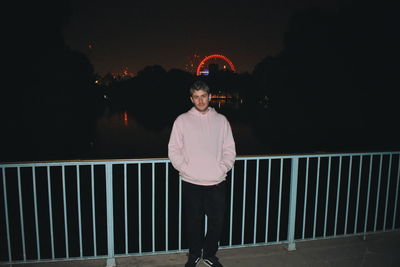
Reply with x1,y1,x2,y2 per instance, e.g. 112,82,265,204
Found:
220,118,236,173
168,117,187,172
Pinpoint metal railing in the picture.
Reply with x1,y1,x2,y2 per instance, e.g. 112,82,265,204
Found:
1,152,399,266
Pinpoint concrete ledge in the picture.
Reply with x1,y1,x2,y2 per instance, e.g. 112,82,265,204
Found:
10,231,400,267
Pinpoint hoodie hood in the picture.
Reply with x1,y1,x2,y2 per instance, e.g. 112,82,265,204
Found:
188,106,217,116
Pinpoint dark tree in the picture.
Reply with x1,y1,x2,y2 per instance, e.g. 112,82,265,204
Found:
1,1,102,161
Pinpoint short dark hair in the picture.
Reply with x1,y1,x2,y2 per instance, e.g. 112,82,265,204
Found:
189,80,210,95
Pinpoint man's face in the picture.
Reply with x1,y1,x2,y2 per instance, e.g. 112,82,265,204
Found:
190,89,211,113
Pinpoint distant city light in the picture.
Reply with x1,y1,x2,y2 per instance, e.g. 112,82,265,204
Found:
185,54,201,74
112,66,134,80
199,69,209,75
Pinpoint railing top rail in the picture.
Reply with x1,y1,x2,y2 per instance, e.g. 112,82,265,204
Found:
0,158,170,168
238,151,400,160
1,151,399,167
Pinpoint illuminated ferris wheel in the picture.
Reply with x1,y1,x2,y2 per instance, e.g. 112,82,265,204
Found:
196,54,236,76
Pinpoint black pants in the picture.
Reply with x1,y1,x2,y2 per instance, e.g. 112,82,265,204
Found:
182,180,226,258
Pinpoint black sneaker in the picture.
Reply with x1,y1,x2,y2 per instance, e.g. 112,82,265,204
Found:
185,254,201,267
203,256,223,267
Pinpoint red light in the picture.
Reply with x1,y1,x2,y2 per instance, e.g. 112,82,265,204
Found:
123,111,128,126
196,54,236,76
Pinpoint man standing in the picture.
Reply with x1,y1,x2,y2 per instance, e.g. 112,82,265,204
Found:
168,80,236,267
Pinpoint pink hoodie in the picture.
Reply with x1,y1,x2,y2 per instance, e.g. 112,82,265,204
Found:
168,107,236,186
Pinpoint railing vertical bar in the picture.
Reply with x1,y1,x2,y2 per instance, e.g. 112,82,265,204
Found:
62,165,69,258
91,165,97,257
2,167,12,262
105,163,115,267
344,155,353,235
32,166,41,259
152,163,156,253
205,215,208,238
287,157,299,251
374,155,383,231
253,159,260,244
277,159,283,242
138,163,142,253
77,166,83,258
323,157,331,237
313,157,321,238
383,154,392,230
265,159,271,243
165,163,169,251
178,177,182,250
241,160,248,245
124,163,128,254
363,155,373,235
302,157,309,239
334,156,342,236
229,166,235,246
354,155,363,234
47,166,54,259
392,155,400,229
17,167,26,261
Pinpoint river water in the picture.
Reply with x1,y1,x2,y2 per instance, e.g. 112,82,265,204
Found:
92,99,271,159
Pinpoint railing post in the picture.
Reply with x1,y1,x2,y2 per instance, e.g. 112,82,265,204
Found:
105,163,116,267
287,157,299,251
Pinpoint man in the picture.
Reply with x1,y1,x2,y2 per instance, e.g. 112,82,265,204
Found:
168,80,236,267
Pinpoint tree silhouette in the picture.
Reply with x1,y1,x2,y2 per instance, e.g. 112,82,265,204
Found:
251,0,399,152
1,1,102,161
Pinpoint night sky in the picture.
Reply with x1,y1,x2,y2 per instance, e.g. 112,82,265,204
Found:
63,0,342,76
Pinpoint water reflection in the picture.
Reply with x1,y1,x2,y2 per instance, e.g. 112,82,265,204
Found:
123,111,129,126
210,98,241,110
94,108,171,159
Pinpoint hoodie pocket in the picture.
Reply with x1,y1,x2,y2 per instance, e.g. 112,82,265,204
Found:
187,155,224,180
